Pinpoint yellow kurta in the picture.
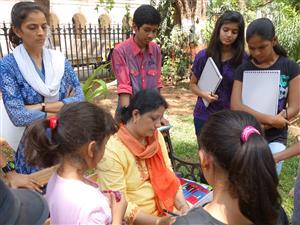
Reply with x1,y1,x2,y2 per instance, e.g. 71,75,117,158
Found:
96,131,174,224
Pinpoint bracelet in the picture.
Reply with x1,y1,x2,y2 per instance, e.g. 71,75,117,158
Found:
41,102,46,112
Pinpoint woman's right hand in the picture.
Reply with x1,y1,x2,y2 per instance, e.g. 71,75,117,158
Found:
202,92,218,104
110,192,127,225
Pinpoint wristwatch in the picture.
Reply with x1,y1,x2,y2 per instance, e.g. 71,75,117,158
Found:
41,102,46,112
1,161,15,173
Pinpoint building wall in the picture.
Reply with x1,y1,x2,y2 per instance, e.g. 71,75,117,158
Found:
0,0,151,25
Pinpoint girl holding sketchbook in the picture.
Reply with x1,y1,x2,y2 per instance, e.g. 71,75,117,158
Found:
189,11,247,148
231,18,300,175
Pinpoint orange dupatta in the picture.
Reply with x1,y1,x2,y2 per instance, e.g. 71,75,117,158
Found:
117,124,180,214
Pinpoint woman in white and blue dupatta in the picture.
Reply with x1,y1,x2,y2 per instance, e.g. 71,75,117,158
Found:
0,2,84,175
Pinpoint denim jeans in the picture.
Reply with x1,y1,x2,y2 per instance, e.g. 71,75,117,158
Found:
269,142,286,175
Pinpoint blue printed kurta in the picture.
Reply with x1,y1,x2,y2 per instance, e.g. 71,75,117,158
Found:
0,53,84,174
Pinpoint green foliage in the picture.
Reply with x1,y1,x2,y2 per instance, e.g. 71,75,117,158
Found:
95,0,115,12
160,25,195,83
203,0,300,62
155,1,197,83
82,63,110,102
271,3,300,62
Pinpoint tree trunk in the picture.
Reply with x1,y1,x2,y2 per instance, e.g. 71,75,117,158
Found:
174,0,207,32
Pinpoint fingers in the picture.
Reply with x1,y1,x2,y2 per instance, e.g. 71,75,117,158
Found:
30,179,44,193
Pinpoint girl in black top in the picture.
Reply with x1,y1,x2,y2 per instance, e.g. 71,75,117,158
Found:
231,18,300,175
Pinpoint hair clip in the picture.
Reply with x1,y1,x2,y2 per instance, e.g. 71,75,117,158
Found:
49,117,58,129
241,125,260,142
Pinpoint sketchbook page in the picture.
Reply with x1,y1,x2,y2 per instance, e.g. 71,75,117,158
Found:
0,99,25,151
197,57,223,107
179,177,212,206
242,70,280,116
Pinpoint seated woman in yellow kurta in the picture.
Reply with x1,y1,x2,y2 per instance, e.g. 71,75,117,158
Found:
96,89,189,225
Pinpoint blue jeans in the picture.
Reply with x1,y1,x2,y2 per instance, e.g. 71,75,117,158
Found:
269,142,286,175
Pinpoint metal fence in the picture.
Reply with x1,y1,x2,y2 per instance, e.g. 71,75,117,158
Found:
0,23,132,80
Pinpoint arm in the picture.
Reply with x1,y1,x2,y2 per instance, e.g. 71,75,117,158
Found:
285,75,300,120
159,132,189,213
96,147,141,224
112,48,133,96
119,93,131,108
230,80,288,128
0,64,46,126
274,142,300,163
60,60,85,105
25,60,85,114
189,73,218,103
156,45,163,89
0,152,42,192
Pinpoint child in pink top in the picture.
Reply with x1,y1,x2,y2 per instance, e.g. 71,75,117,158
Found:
24,102,127,224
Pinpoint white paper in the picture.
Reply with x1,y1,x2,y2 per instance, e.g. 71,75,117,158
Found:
242,70,280,116
0,99,25,151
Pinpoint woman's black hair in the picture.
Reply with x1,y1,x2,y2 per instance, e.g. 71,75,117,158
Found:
9,1,47,47
246,18,287,57
24,102,118,168
133,4,161,29
200,110,280,225
120,89,168,124
206,11,245,69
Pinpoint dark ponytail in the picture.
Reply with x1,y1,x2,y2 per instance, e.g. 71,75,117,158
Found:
229,134,280,225
9,1,47,48
200,110,280,225
246,18,287,57
8,27,22,48
25,119,60,168
24,102,118,168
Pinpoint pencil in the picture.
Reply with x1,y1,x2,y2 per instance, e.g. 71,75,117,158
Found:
163,209,179,217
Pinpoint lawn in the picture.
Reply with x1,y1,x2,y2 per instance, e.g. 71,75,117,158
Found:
168,114,299,220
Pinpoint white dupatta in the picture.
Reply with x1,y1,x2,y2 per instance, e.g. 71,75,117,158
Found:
13,44,65,102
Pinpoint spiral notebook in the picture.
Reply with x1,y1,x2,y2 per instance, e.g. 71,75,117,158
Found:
197,57,223,107
242,70,280,116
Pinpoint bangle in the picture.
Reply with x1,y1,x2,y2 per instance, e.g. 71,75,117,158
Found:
41,102,46,112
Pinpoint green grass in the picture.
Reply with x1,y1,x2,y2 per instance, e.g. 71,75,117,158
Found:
168,115,198,161
168,114,299,220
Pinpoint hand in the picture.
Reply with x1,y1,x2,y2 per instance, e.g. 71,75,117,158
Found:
161,116,169,126
157,216,176,225
6,171,43,193
202,92,218,104
273,153,280,163
178,204,189,215
67,86,75,97
270,111,290,128
110,192,127,225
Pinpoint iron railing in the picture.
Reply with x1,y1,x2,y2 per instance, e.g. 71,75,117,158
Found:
0,23,132,80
